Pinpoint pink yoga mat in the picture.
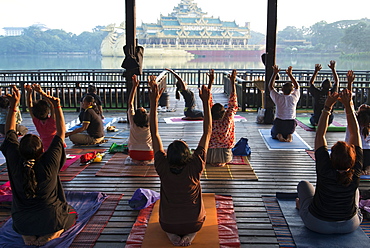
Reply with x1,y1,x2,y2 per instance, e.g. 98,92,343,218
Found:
61,155,82,172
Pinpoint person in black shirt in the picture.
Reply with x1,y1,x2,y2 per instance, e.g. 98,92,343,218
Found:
296,71,363,234
166,68,204,120
66,95,105,145
80,85,104,119
308,61,339,126
0,85,76,246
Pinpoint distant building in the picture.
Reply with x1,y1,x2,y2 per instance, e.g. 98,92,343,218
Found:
3,23,48,36
101,0,263,57
3,27,25,36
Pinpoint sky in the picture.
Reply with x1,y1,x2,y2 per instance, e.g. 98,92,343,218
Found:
1,0,370,35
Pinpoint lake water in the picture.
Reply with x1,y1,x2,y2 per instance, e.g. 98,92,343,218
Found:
0,54,369,71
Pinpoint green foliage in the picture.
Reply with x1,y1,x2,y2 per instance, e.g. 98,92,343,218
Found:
0,25,107,55
277,18,370,55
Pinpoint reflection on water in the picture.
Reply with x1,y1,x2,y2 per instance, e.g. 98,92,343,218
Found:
0,54,370,71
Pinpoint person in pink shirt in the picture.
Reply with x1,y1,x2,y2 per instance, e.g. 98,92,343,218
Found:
25,84,58,150
207,69,238,167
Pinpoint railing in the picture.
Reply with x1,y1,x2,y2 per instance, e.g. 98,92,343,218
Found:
0,69,369,112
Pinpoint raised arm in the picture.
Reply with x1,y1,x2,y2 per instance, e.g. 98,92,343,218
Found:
4,85,20,133
268,65,280,91
343,71,361,147
43,93,65,141
286,66,299,89
346,70,354,92
24,84,35,119
33,84,55,120
229,69,237,95
207,69,214,90
315,91,339,150
128,74,140,111
149,75,164,154
165,68,186,90
310,64,322,85
328,60,339,92
198,85,212,150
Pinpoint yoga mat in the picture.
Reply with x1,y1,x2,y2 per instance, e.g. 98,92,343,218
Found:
0,191,108,248
141,193,219,247
202,156,258,180
69,193,122,248
0,181,11,202
67,117,117,131
259,129,312,151
164,115,246,124
126,194,240,248
276,193,370,248
95,153,157,177
61,155,82,172
296,117,346,132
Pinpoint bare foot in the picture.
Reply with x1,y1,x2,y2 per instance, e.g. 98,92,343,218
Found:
277,133,287,142
286,134,293,142
295,198,300,210
35,229,64,246
166,232,182,246
179,232,197,246
22,235,37,246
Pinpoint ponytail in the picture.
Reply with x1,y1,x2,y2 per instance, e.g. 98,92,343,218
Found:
19,134,43,199
336,168,354,187
23,159,37,199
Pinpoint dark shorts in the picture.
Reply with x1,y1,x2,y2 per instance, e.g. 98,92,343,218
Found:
184,108,203,118
65,205,77,230
310,113,334,126
271,118,297,139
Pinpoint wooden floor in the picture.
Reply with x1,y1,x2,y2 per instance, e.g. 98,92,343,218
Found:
1,87,369,248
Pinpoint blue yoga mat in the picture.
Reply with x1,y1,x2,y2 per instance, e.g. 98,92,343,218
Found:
259,129,312,151
68,117,117,131
277,194,369,248
0,191,107,248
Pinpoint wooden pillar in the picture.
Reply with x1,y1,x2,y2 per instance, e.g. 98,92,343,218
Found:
125,0,136,110
264,0,278,124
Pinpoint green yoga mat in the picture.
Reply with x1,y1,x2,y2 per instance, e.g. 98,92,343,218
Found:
296,117,346,132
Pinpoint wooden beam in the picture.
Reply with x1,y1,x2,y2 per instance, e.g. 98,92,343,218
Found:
264,0,278,124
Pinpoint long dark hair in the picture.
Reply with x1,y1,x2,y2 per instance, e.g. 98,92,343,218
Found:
19,134,44,199
330,141,356,186
167,140,192,174
83,95,100,115
357,104,370,138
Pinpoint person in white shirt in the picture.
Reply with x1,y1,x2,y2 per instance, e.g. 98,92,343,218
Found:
268,65,300,142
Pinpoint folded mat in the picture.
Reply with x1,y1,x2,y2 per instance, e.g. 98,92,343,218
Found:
296,116,346,132
0,191,108,248
126,193,240,248
263,193,370,248
259,129,312,151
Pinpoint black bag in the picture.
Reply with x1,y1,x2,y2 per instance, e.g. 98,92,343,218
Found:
232,137,251,156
